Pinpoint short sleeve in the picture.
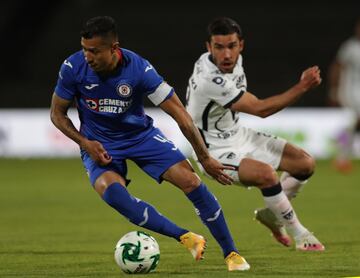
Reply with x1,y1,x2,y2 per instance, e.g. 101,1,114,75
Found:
54,59,77,100
140,59,164,95
139,58,174,105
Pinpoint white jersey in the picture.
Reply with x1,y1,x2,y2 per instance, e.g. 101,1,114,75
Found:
186,52,287,184
337,37,360,116
186,52,247,147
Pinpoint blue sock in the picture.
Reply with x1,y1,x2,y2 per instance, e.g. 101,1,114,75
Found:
103,183,187,240
186,183,237,257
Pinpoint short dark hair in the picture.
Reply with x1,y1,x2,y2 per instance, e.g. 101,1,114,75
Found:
207,17,243,41
80,16,118,41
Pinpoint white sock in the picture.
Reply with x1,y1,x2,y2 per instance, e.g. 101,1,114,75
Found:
263,190,308,238
280,172,307,200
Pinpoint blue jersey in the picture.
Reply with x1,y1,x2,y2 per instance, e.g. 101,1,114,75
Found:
54,48,174,149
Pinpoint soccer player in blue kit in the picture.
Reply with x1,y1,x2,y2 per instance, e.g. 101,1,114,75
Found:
50,16,250,271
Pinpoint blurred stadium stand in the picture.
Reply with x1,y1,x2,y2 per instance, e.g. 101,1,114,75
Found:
1,1,360,158
0,1,359,108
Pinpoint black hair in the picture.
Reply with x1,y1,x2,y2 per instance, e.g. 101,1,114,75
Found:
207,17,243,41
80,16,118,41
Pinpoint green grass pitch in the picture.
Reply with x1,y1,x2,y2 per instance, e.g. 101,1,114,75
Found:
0,158,359,277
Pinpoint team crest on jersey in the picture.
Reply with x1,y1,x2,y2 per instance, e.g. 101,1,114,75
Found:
85,98,99,111
212,76,224,85
116,83,132,97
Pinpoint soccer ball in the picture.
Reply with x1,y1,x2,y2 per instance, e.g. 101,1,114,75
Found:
114,231,160,274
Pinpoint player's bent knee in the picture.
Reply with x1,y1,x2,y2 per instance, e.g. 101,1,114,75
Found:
94,182,109,196
258,166,278,188
306,155,316,173
294,155,315,180
94,171,127,197
180,173,201,193
163,162,201,193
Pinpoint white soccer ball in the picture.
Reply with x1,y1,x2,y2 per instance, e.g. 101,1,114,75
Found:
114,231,160,274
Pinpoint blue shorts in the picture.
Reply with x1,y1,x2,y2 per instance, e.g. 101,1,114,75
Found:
81,127,186,185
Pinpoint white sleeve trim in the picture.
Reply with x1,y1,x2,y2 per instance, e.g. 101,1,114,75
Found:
147,82,173,106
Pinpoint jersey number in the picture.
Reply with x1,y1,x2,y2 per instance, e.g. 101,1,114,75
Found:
153,134,178,150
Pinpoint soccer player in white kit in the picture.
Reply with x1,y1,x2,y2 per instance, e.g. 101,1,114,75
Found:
328,17,360,173
186,17,325,251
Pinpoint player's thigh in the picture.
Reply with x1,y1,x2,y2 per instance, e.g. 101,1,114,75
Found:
94,171,127,196
81,150,128,195
238,158,278,187
131,127,186,184
162,160,201,193
278,143,315,174
208,128,286,176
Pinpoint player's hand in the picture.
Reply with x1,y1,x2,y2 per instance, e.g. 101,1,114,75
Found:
81,139,112,166
200,157,235,185
299,66,322,91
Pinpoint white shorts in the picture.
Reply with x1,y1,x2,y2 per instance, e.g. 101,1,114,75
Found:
195,127,287,186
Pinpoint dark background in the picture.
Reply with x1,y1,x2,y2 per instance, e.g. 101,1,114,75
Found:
1,0,359,108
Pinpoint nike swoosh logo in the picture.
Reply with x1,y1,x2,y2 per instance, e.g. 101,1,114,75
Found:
85,84,99,90
63,60,73,68
206,208,222,222
145,65,153,72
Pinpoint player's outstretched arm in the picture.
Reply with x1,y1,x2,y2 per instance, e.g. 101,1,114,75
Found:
50,93,112,166
159,93,234,185
230,66,322,118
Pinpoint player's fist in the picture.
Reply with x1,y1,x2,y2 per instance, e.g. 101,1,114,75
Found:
81,139,112,166
300,66,322,91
